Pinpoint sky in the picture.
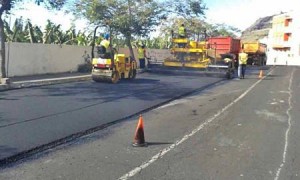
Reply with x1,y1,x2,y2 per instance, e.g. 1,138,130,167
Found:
5,0,299,34
6,2,88,32
204,0,298,31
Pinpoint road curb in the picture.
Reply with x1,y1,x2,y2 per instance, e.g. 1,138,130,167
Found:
0,75,92,92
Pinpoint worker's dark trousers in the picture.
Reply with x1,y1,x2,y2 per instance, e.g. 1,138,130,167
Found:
239,64,246,78
139,58,145,69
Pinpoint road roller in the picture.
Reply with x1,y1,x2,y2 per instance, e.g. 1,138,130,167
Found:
91,54,137,83
91,26,137,83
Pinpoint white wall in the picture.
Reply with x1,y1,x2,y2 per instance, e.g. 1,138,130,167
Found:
4,42,171,77
5,42,91,77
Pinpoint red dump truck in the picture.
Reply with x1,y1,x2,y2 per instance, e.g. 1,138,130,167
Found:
206,36,241,68
207,36,241,60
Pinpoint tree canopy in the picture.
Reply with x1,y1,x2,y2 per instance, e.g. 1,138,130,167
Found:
74,0,164,37
73,0,167,59
162,0,207,19
71,0,208,59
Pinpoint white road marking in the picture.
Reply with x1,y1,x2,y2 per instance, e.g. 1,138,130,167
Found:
255,110,286,123
155,99,187,110
118,69,275,180
157,86,245,111
279,91,289,94
274,68,295,180
205,89,245,98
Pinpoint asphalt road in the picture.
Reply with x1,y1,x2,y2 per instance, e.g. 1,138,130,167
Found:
0,72,224,162
1,66,299,180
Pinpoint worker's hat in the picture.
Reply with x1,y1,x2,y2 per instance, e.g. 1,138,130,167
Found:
104,33,110,39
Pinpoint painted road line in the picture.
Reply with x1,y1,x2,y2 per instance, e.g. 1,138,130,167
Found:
155,99,187,110
274,68,295,180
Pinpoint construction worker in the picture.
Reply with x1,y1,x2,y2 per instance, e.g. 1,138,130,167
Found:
178,23,186,38
98,33,111,58
138,44,147,69
238,49,248,79
178,24,187,48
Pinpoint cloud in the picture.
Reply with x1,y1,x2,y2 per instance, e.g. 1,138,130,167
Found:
205,0,298,31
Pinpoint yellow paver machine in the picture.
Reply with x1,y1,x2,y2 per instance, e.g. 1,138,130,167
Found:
147,36,234,79
164,37,210,68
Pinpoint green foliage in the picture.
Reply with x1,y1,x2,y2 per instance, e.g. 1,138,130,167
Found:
205,23,241,38
3,18,240,49
74,0,164,38
73,0,167,59
162,0,207,19
3,18,95,45
42,0,65,9
142,36,170,49
158,17,241,43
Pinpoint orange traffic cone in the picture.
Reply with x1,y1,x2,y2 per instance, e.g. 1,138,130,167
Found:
132,115,147,147
259,70,263,78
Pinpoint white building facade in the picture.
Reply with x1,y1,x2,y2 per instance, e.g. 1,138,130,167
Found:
266,11,300,66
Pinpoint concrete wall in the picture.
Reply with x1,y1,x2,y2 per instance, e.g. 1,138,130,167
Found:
4,42,171,77
5,42,91,77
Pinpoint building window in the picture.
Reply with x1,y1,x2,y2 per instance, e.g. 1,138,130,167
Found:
285,18,292,27
284,33,291,41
